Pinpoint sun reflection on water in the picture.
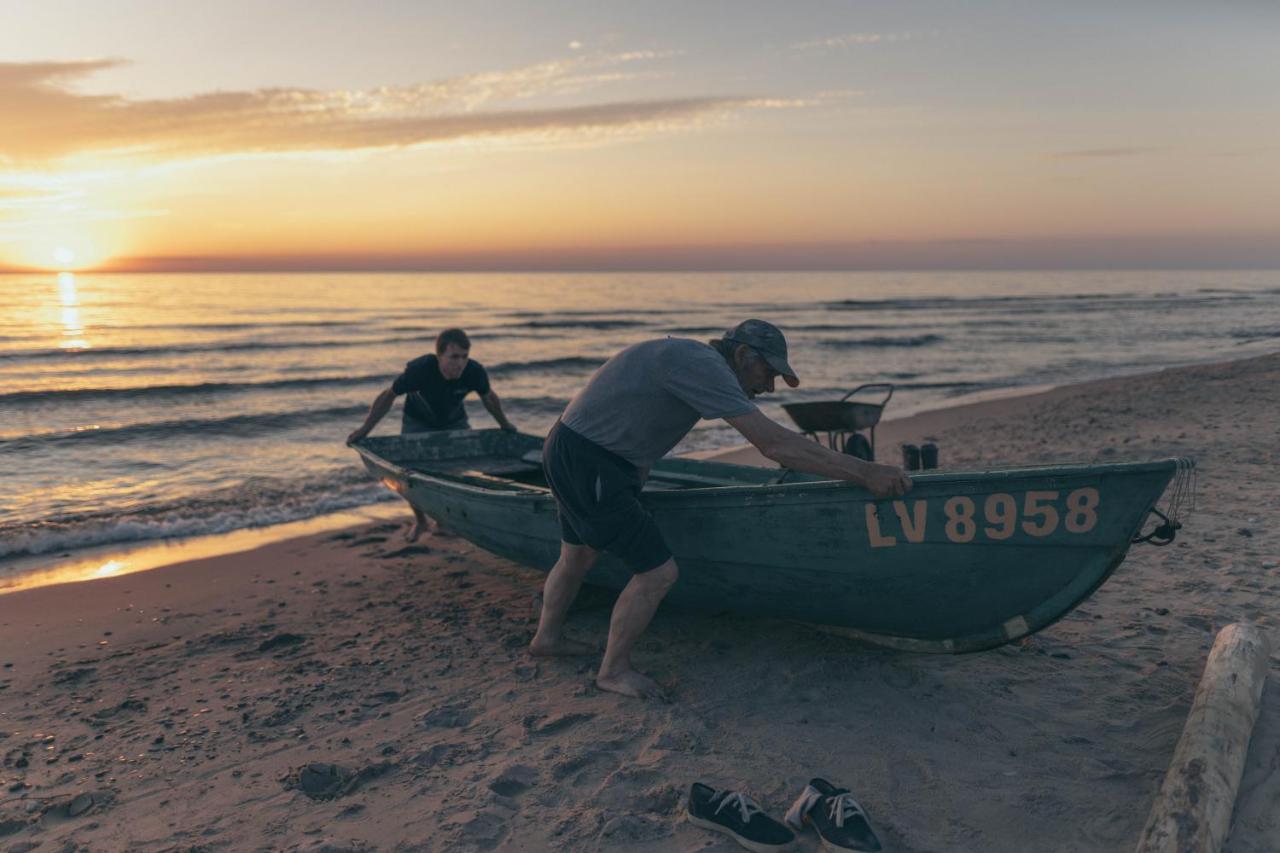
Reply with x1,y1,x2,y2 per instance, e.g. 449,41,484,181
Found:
93,559,128,578
57,272,88,349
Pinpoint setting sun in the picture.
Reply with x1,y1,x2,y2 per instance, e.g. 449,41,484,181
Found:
18,234,113,272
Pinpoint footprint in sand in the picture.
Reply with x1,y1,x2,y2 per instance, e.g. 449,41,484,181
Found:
380,545,434,559
878,659,923,690
419,705,477,729
551,745,622,784
412,743,460,769
528,712,595,736
488,764,539,797
887,756,937,806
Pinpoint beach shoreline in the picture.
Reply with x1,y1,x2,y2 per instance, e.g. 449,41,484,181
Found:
3,346,1255,598
0,350,1277,851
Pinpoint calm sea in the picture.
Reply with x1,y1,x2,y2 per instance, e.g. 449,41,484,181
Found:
2,271,1278,566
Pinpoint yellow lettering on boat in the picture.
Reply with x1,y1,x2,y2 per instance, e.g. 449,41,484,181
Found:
984,493,1017,540
944,496,977,543
1065,488,1100,533
893,500,928,543
1021,491,1060,537
865,504,897,548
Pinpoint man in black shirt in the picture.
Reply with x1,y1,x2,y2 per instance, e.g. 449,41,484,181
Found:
348,328,517,540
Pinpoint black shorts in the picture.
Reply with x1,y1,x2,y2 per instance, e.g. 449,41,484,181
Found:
542,422,671,573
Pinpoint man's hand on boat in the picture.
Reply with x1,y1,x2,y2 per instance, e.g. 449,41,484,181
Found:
346,426,370,445
858,461,914,498
725,410,913,498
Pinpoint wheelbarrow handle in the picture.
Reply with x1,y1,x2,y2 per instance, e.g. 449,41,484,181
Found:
840,383,894,407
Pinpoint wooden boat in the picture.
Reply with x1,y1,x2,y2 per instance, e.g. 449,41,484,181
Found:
351,429,1190,653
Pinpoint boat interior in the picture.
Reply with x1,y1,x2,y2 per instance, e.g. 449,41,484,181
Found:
358,429,808,494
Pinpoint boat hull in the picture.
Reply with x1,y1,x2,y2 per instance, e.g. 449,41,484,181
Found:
354,431,1181,652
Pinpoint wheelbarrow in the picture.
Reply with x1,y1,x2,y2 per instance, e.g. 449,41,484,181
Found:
781,383,894,461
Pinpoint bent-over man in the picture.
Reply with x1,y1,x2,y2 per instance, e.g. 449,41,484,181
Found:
530,319,912,699
347,327,516,540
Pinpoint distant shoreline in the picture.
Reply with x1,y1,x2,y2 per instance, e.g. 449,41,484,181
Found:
5,265,1280,275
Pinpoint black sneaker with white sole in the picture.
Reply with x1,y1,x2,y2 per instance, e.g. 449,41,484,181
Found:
784,778,882,852
687,783,795,852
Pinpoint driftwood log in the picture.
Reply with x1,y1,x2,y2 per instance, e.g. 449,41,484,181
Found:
1135,623,1272,853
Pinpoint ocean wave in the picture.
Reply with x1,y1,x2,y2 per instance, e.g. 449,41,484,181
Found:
822,291,1260,313
495,395,572,415
1230,329,1280,340
502,308,674,318
659,326,726,335
500,319,650,330
0,403,368,451
122,319,361,332
0,335,430,364
0,374,390,406
0,469,396,560
820,334,945,349
487,356,604,376
1,391,575,449
1,357,603,406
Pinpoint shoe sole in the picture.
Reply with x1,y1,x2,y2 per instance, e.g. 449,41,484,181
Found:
687,814,794,852
800,815,881,853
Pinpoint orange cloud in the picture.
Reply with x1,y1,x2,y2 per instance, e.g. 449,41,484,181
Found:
0,56,793,165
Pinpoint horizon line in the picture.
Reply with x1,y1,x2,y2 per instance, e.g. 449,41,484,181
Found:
6,263,1280,274
5,236,1280,274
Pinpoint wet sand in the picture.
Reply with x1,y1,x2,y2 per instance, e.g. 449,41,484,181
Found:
0,352,1277,851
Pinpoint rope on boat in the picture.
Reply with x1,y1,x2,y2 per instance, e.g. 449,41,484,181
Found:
1133,458,1197,546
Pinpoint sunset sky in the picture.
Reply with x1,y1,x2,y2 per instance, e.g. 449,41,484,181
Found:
1,0,1276,272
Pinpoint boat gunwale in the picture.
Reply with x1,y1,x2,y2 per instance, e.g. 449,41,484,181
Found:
354,437,1186,505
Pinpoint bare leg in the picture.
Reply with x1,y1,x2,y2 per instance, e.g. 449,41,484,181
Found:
530,541,600,657
596,559,678,700
405,504,435,542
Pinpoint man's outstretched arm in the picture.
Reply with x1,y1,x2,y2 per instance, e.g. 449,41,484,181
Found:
725,410,912,497
480,391,517,431
347,385,398,444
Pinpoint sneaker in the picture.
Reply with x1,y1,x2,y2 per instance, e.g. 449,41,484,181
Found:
687,783,796,852
784,778,882,852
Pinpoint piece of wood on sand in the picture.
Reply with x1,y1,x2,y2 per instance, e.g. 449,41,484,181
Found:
1135,622,1272,853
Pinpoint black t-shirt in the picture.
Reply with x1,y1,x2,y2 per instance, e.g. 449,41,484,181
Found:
392,354,491,426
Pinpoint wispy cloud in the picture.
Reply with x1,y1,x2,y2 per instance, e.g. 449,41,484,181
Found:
0,52,786,166
792,32,918,51
1051,147,1159,159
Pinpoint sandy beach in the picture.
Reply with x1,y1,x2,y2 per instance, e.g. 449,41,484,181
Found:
1,352,1277,852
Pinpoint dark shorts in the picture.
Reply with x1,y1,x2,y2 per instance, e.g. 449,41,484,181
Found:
402,413,470,434
542,422,671,573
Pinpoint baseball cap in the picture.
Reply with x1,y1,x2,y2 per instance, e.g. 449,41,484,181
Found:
722,319,800,387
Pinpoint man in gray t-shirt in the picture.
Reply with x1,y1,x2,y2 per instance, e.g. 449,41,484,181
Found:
531,319,912,701
560,337,758,468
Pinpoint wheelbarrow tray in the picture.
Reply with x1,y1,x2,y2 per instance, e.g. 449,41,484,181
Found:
782,400,885,433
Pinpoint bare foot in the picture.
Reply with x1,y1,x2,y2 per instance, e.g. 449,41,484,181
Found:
405,520,430,542
596,668,668,701
529,634,597,657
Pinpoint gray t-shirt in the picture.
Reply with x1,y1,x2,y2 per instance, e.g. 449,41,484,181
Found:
560,338,758,467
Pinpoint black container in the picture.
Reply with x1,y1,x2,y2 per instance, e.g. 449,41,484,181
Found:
920,442,939,470
901,443,921,471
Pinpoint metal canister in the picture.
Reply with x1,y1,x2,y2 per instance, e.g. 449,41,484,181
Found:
920,443,939,470
901,443,921,471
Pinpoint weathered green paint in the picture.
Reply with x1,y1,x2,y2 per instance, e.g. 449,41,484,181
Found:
353,430,1182,653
